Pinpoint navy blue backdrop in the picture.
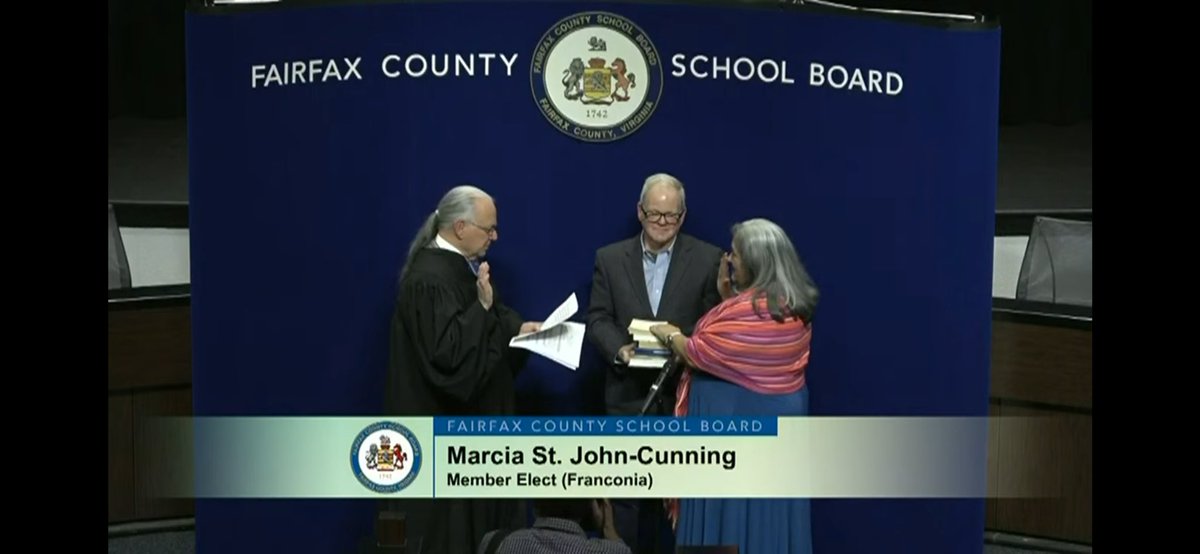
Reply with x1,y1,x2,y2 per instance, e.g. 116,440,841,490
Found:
186,1,999,552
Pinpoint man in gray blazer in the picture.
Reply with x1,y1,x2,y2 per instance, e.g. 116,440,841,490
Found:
586,173,723,553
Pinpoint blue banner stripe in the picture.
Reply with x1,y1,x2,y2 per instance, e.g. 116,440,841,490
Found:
433,416,777,436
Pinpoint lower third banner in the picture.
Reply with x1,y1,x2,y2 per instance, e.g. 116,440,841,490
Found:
145,416,995,499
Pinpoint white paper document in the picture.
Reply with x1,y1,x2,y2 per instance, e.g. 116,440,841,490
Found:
509,293,585,370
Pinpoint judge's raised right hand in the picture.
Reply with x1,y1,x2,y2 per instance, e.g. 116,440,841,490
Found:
477,261,493,310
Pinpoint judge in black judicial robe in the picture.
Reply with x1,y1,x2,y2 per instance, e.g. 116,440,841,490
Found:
383,185,540,554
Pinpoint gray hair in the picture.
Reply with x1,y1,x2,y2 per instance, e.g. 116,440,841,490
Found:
732,218,819,322
639,173,687,212
400,185,492,280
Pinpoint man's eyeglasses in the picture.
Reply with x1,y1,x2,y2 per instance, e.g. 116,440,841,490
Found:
467,221,498,236
639,205,685,224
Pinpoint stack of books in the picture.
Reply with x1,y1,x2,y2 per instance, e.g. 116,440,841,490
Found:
627,318,673,369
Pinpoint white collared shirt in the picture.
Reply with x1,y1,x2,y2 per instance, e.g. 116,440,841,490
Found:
433,233,482,275
433,233,469,259
641,233,676,316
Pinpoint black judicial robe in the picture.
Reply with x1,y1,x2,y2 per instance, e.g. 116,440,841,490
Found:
384,248,529,554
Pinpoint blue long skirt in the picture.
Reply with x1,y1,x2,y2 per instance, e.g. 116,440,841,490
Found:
676,372,813,554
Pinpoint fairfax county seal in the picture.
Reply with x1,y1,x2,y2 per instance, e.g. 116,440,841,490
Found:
351,421,421,493
531,12,663,142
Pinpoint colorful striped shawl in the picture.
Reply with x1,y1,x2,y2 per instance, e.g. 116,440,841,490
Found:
667,290,812,526
674,290,812,418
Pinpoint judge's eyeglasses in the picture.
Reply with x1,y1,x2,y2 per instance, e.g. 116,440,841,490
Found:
466,221,498,236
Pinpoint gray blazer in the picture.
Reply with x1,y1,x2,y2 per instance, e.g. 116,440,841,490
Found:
586,233,723,415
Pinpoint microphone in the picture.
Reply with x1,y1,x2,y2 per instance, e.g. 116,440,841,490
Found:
638,354,680,416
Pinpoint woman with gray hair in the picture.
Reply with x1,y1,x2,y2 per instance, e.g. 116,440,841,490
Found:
651,218,817,554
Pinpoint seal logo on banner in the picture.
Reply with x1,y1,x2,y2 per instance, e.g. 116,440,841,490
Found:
351,421,421,493
531,12,663,142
